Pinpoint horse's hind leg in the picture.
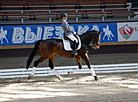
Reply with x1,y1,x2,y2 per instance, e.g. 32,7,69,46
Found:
68,56,82,76
49,55,63,80
28,56,46,79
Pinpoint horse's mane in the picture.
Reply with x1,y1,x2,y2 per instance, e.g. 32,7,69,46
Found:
80,30,98,37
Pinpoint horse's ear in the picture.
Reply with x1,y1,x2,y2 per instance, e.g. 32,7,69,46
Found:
99,32,103,35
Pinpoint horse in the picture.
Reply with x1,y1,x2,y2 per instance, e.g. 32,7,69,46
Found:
26,30,102,81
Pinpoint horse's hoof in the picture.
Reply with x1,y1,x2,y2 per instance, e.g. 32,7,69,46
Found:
58,76,63,80
28,75,33,79
94,76,98,81
67,72,71,76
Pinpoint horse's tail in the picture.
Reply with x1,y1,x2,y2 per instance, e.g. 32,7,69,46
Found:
26,40,43,69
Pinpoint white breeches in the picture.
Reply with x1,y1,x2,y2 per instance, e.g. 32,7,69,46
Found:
67,34,78,43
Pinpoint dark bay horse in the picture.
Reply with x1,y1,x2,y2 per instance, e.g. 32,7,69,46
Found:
26,30,102,80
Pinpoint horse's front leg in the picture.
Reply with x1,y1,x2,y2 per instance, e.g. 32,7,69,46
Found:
68,56,82,76
49,55,63,80
82,52,98,81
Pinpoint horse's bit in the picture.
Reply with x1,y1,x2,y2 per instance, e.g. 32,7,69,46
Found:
89,34,100,48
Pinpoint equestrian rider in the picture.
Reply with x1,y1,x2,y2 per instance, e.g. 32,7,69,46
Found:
61,13,78,56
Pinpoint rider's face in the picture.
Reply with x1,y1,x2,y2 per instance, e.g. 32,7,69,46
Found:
63,17,67,20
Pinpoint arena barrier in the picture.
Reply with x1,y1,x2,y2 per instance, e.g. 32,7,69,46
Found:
0,63,138,78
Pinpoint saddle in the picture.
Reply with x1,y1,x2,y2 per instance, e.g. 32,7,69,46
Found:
63,35,81,51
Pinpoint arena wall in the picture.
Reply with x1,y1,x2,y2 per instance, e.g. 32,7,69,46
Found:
0,21,138,49
0,21,138,57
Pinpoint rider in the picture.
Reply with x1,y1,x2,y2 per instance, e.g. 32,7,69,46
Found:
61,12,78,56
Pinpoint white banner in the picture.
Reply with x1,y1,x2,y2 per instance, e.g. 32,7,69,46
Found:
117,22,138,41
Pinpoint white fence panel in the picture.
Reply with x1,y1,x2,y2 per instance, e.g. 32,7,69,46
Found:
0,63,138,79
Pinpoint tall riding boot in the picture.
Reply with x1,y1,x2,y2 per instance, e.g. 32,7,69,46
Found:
72,41,77,56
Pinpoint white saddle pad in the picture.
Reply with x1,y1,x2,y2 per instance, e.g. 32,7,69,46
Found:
63,35,81,51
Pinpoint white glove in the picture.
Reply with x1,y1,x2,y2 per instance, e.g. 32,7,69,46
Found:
74,32,76,34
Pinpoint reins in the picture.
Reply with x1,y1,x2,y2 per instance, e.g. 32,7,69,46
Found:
80,30,100,49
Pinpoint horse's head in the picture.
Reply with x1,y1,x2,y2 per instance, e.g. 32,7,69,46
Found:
80,30,102,50
89,31,102,50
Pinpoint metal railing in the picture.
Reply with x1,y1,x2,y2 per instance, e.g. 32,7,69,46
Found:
0,63,138,79
0,7,137,24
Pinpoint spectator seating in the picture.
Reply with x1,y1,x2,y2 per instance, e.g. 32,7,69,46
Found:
0,0,137,24
0,0,129,10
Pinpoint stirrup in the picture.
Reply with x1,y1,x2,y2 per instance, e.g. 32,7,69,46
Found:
72,50,77,56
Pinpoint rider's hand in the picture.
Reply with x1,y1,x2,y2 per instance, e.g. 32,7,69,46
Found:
74,32,76,34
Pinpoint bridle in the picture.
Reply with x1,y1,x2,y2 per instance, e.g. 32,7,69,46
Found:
89,34,100,48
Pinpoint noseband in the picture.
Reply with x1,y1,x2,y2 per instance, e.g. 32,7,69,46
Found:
89,34,100,48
